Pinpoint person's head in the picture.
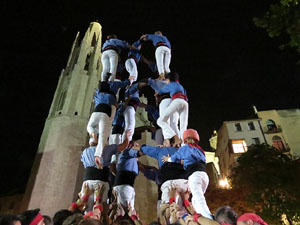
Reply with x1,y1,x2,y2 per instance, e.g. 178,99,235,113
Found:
237,213,268,225
127,140,139,150
148,222,161,225
154,31,163,36
42,216,52,225
89,137,97,146
83,211,100,221
107,34,117,40
53,210,73,225
98,81,110,93
62,213,83,225
111,216,133,225
183,129,200,144
214,206,238,225
18,209,44,225
79,218,102,225
165,72,179,83
0,214,22,225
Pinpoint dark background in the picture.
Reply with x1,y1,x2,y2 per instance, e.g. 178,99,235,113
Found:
1,0,299,195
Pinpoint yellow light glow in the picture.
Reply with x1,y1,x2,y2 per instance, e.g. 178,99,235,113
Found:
219,178,230,189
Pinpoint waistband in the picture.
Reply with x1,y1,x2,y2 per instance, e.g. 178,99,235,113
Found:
114,170,137,187
102,45,118,52
160,162,189,183
172,92,187,101
185,162,206,177
128,55,138,64
156,42,170,49
94,104,112,117
84,166,109,182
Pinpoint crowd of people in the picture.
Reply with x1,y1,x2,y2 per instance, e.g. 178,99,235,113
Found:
0,32,268,225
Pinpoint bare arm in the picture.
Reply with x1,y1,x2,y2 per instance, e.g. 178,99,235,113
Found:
117,130,132,152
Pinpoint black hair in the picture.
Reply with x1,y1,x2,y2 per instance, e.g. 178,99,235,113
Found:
148,222,161,225
107,34,117,40
0,214,21,225
214,206,238,225
165,72,179,82
52,210,73,225
98,81,110,93
43,215,52,225
18,209,40,225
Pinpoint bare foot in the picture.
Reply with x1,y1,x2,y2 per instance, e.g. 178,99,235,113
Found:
92,132,98,144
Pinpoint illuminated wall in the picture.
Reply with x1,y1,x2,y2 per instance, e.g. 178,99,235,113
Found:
258,109,300,159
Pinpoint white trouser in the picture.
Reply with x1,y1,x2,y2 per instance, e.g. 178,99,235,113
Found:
157,98,188,139
188,171,212,219
155,46,171,75
160,179,188,204
80,180,109,212
109,134,122,145
113,185,135,210
87,112,111,157
125,58,138,82
122,106,135,141
159,98,180,138
101,49,119,81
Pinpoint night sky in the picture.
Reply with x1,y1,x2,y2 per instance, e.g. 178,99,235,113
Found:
1,0,299,194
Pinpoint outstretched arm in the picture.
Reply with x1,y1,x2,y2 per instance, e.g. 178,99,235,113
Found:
117,130,132,152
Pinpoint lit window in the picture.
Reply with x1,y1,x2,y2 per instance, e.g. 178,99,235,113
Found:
272,136,285,151
248,122,255,130
252,138,260,145
234,123,242,132
232,140,248,153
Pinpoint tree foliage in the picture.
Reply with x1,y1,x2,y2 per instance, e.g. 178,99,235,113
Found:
230,144,300,225
253,0,300,54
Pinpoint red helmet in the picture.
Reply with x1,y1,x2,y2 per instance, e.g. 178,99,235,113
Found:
183,129,200,142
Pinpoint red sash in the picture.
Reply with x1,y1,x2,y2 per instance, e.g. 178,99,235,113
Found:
172,92,187,101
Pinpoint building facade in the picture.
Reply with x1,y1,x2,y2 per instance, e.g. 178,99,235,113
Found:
215,119,266,178
21,22,103,216
257,109,300,159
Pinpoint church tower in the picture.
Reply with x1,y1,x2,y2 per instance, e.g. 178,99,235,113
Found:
21,22,103,216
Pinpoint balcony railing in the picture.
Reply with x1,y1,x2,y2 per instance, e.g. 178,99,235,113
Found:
263,125,282,134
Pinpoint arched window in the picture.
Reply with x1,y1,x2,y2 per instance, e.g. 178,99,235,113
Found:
266,119,277,131
272,136,285,151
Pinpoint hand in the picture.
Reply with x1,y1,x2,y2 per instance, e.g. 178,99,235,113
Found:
125,130,132,140
116,204,125,218
132,142,140,150
127,202,138,219
140,34,146,40
128,76,135,82
82,182,92,198
95,156,103,169
169,185,177,199
180,160,184,165
180,190,190,201
110,163,117,176
162,155,170,163
154,92,159,97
